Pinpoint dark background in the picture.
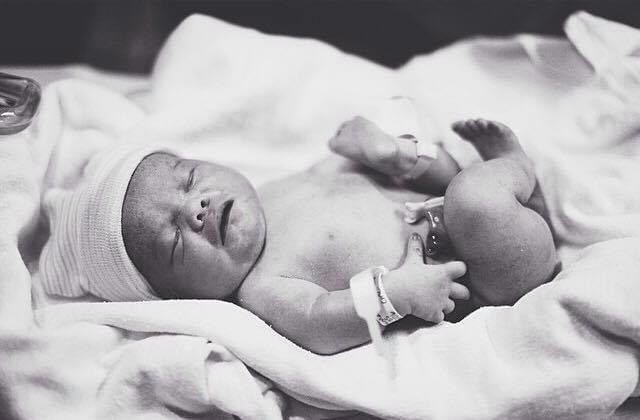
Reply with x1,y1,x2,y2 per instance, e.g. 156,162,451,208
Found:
2,0,640,73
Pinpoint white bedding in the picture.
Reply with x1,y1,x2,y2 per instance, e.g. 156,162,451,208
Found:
1,10,640,420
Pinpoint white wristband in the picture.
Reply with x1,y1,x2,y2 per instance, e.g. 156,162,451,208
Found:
373,267,404,326
350,266,385,355
401,135,439,181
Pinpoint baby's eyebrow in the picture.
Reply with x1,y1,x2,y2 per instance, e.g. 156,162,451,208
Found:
172,158,182,170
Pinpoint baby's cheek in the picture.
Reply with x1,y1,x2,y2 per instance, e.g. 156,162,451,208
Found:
186,240,216,270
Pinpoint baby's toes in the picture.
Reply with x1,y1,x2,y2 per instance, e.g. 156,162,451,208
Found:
452,119,478,139
451,120,468,135
470,118,499,135
453,118,504,140
475,118,493,132
485,120,501,132
486,120,516,138
451,120,467,131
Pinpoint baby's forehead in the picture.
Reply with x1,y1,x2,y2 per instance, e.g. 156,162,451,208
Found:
121,155,174,269
136,152,179,176
122,152,178,227
126,152,180,197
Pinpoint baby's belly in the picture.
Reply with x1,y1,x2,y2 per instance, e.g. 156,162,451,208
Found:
285,220,410,291
259,177,429,291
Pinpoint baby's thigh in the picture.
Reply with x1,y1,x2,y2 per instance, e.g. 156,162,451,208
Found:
444,169,557,307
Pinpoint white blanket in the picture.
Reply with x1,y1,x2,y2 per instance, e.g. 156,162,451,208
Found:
1,10,639,420
37,237,640,419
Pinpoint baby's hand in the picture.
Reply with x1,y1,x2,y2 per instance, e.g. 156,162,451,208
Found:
386,233,469,323
328,116,416,176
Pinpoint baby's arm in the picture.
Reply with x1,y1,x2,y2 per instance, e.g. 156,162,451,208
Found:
329,116,460,195
239,275,372,354
238,234,468,355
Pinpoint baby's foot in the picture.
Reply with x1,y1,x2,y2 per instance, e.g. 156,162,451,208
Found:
329,116,417,176
452,118,536,187
451,119,526,162
453,118,544,211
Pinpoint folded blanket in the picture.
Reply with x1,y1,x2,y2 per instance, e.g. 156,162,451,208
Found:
0,323,286,420
1,9,640,420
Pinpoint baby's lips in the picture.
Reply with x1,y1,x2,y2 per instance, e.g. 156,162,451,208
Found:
202,209,220,246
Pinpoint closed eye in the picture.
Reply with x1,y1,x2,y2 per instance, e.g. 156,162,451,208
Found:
186,167,195,191
170,228,181,266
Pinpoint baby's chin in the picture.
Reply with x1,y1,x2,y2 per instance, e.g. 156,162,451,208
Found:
230,200,266,261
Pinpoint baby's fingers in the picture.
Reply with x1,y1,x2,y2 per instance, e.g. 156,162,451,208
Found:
443,298,455,314
433,311,445,323
450,282,471,301
442,261,467,279
404,232,425,265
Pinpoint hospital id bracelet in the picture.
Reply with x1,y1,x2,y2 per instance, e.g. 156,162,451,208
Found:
373,267,404,326
401,135,439,181
350,266,386,355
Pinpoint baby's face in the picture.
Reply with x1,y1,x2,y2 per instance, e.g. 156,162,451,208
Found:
122,153,266,299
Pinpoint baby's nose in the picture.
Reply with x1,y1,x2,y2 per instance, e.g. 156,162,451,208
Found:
185,196,210,231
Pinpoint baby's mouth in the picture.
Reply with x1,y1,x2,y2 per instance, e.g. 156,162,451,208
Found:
219,200,234,245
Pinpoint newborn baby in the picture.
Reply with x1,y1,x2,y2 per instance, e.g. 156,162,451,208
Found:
40,116,558,354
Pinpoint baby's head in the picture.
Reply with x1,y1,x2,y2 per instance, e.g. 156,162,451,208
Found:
39,146,266,302
121,152,266,299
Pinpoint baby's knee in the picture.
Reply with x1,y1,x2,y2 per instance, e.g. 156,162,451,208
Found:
444,170,482,216
444,169,518,234
444,169,556,306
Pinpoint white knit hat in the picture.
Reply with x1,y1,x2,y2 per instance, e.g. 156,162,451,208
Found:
39,144,167,302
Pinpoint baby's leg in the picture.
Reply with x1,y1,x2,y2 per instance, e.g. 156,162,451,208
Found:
329,116,461,194
328,116,419,176
444,119,557,307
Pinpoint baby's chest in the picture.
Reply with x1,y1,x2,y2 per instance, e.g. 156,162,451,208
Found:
259,179,424,290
